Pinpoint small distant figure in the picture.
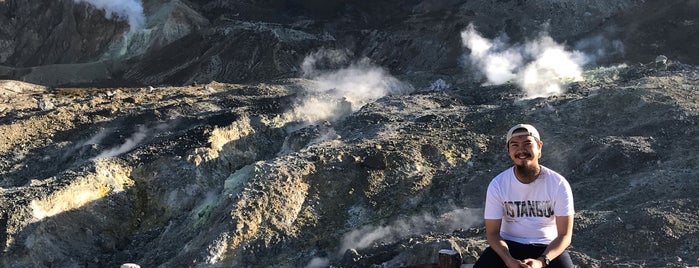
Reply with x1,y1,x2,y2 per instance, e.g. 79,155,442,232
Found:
473,124,575,268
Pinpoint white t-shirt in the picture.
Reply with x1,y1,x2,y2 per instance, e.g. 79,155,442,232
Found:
484,166,574,244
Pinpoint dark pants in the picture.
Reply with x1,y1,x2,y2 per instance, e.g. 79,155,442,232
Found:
473,240,574,268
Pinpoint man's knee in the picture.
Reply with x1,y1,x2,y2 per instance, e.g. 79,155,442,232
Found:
473,247,505,268
549,250,574,268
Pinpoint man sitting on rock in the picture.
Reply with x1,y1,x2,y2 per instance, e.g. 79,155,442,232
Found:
474,124,575,268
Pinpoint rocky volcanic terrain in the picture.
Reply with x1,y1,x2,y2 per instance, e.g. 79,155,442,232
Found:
1,0,698,267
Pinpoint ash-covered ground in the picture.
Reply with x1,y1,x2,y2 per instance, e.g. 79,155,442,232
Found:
2,62,697,267
0,0,698,267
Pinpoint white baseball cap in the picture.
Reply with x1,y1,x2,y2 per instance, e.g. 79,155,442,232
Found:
506,124,541,144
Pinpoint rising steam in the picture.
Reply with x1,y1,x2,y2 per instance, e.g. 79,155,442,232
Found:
305,257,330,268
74,0,146,33
92,123,169,159
337,208,480,254
461,23,588,99
93,125,148,158
293,49,413,125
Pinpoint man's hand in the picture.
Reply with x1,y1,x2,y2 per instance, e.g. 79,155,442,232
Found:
521,257,545,268
504,257,526,268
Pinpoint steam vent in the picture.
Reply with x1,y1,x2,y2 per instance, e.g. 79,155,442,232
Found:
1,0,698,267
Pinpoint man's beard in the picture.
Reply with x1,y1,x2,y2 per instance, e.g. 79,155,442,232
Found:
515,162,540,179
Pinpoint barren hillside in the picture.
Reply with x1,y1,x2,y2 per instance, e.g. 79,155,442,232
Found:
0,0,698,267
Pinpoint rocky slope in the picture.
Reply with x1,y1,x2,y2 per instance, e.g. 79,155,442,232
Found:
0,0,698,267
2,0,698,86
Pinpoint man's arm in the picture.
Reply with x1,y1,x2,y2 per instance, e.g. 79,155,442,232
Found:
523,215,574,267
485,218,524,268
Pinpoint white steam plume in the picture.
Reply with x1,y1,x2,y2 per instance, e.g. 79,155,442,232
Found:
93,125,148,159
519,35,587,98
304,257,330,268
338,208,480,254
293,49,413,125
461,23,588,99
301,49,350,78
92,123,169,159
462,28,522,85
74,0,146,33
83,128,110,145
61,128,111,160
